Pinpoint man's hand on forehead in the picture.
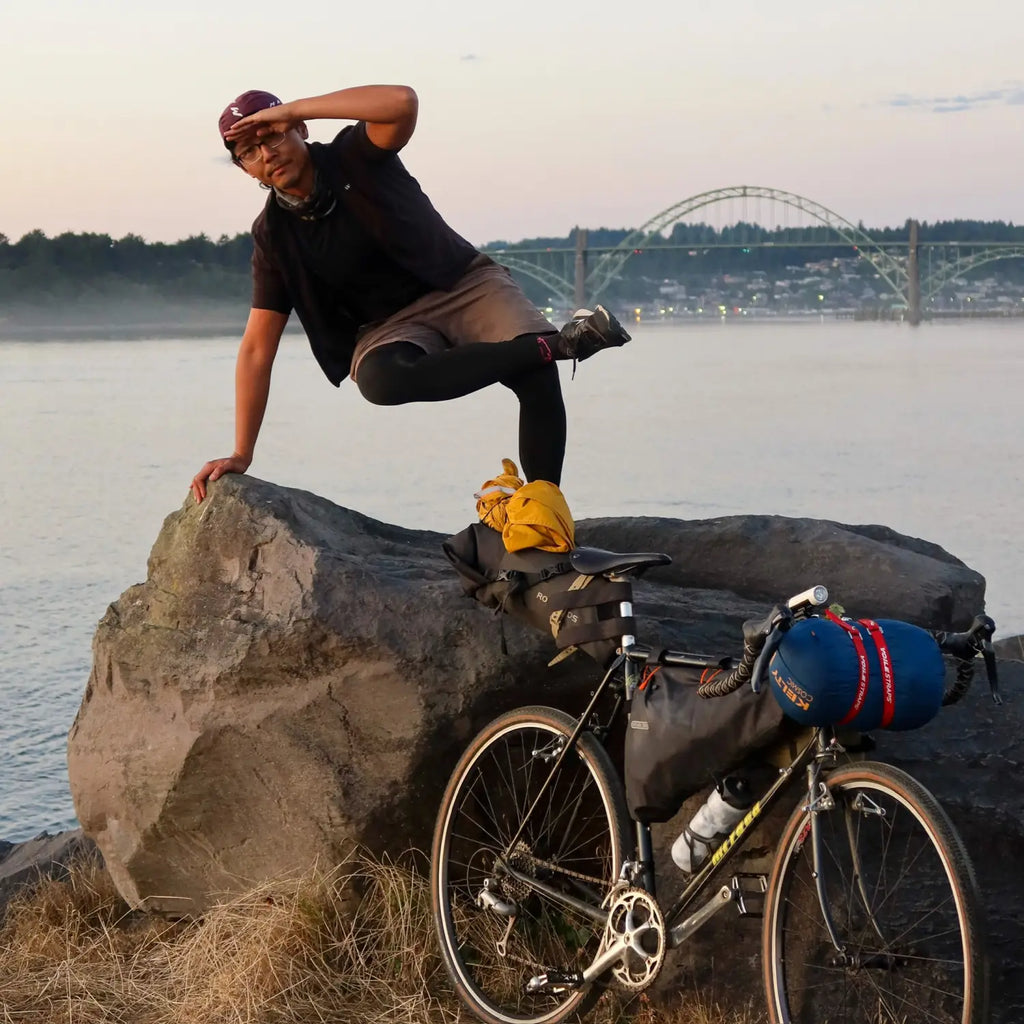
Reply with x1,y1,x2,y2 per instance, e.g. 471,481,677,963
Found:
225,123,263,147
225,106,294,140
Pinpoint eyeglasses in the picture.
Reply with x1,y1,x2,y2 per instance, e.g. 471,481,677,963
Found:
235,132,287,166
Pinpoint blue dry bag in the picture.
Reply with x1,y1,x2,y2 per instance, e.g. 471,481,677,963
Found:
768,615,945,731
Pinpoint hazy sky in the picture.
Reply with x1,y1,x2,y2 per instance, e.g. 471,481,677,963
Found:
5,0,1022,247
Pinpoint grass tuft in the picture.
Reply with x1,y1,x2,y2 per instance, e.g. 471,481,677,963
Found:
0,853,762,1023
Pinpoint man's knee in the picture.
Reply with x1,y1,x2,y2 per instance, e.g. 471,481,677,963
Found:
502,359,563,401
355,345,419,406
356,370,404,406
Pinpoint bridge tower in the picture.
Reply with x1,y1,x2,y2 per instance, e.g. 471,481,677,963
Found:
907,219,922,325
574,228,588,309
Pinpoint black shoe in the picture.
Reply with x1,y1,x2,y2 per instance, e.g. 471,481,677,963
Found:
554,305,631,361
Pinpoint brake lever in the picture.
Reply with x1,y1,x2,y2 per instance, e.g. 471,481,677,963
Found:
967,615,1001,705
750,627,786,694
749,607,794,694
982,644,1002,705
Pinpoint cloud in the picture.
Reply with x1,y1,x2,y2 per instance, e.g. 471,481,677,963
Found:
886,84,1024,113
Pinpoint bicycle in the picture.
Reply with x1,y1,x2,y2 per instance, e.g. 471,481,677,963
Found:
430,544,1001,1024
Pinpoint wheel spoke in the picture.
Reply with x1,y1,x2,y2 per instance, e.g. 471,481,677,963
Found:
764,762,986,1024
432,708,629,1024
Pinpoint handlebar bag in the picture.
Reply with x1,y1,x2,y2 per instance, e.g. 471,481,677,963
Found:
768,616,945,731
442,522,633,665
625,660,786,822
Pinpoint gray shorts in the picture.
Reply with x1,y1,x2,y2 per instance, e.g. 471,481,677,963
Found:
350,254,556,382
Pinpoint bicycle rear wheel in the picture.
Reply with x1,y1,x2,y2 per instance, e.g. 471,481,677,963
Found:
431,706,631,1024
763,760,988,1024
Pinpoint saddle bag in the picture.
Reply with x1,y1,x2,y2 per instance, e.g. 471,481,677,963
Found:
768,614,946,731
625,658,788,822
442,522,633,665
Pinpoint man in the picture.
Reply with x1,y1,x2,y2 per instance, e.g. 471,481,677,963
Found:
190,85,630,503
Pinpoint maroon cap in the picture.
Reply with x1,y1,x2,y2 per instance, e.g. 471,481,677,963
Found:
218,90,282,139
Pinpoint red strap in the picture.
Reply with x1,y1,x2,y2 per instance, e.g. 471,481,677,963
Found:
700,666,724,686
826,610,871,724
638,665,660,692
858,618,896,727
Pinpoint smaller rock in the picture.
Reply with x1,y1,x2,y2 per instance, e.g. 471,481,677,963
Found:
0,829,100,922
995,635,1024,662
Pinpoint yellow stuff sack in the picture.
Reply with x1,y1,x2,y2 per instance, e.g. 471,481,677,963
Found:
474,458,575,553
475,458,525,532
503,480,575,553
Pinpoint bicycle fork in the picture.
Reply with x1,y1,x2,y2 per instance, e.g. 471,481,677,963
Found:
807,756,846,953
805,743,889,965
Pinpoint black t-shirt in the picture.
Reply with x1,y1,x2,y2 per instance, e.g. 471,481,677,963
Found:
252,125,432,324
272,196,430,325
250,122,478,385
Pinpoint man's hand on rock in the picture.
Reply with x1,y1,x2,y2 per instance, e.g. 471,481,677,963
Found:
191,454,251,503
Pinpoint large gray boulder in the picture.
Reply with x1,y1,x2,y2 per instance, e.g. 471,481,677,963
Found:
69,477,593,915
68,475,989,923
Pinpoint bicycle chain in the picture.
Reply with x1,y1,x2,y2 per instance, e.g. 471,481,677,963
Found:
506,845,612,889
488,844,617,974
494,847,608,975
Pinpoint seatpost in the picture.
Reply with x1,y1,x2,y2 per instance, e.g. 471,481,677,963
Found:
611,574,639,697
612,573,635,649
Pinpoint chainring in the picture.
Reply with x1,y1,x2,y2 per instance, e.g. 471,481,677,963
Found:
600,886,667,992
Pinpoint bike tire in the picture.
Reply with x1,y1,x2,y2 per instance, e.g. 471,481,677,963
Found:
431,705,632,1024
763,760,989,1024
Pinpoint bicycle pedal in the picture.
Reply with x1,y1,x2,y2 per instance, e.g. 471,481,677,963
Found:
730,873,768,918
525,969,584,994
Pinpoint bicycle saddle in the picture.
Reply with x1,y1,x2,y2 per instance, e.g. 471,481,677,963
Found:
570,547,672,578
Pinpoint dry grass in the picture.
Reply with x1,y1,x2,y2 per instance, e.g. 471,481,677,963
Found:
0,855,762,1024
631,991,764,1024
0,854,179,1023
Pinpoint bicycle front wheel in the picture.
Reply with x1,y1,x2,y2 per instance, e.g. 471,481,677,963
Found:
763,760,988,1024
431,706,631,1024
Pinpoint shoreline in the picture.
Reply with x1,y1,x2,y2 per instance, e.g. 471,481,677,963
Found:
4,311,1022,343
0,321,307,342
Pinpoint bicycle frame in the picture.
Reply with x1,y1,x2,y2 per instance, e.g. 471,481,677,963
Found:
496,623,851,955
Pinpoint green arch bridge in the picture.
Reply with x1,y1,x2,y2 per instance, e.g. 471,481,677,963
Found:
492,186,1024,325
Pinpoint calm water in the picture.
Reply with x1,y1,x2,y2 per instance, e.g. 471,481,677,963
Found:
1,319,1022,841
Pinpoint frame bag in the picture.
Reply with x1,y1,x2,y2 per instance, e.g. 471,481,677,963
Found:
625,659,788,822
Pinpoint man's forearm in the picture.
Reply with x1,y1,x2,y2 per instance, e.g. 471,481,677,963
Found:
234,349,273,463
278,85,417,126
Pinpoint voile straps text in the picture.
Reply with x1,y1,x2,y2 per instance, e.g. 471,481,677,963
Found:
825,611,896,727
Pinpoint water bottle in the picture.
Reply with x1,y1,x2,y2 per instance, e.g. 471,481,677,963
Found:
671,776,753,873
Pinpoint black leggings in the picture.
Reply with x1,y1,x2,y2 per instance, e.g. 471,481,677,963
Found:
356,334,567,484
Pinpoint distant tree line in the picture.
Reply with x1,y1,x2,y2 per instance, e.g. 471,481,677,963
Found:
1,220,1022,308
488,219,1024,252
0,231,253,307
